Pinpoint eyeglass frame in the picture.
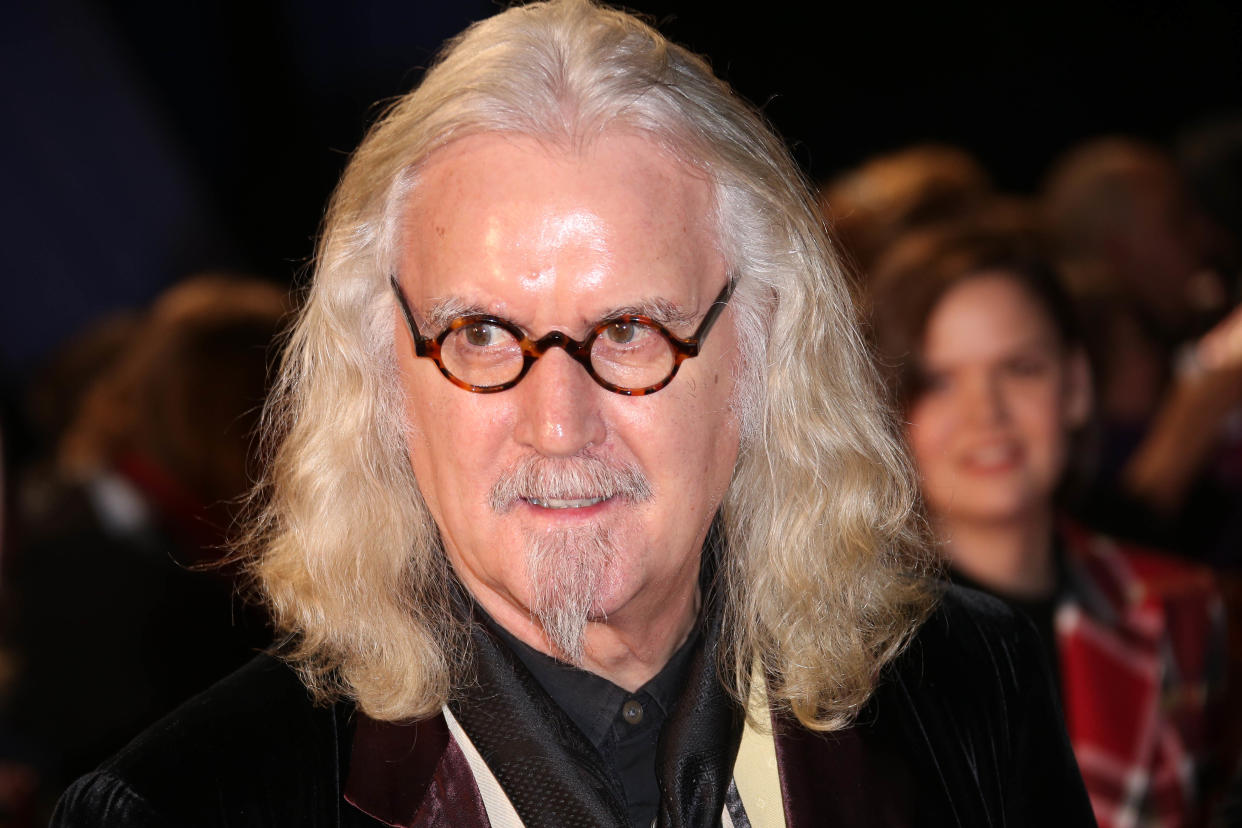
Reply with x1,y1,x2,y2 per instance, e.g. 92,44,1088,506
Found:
389,274,736,396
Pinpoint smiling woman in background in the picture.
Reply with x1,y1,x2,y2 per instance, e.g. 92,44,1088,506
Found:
868,215,1228,828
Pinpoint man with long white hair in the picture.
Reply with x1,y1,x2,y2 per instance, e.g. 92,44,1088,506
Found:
55,1,1094,825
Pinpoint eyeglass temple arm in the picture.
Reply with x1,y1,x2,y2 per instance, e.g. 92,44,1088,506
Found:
689,279,736,344
390,275,432,357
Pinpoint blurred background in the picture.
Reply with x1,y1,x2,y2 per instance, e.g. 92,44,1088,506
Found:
3,0,1240,412
1,0,1240,823
3,0,1239,388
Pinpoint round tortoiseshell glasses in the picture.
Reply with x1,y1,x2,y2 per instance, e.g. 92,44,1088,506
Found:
390,275,735,395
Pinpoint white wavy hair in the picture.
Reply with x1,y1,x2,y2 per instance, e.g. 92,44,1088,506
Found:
245,0,936,730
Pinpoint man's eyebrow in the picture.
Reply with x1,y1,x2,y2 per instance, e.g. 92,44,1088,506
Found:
422,295,698,332
423,296,487,331
599,298,695,329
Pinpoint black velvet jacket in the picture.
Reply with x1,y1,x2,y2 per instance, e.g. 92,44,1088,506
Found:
52,586,1096,827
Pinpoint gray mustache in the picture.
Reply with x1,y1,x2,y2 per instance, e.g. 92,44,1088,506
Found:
488,453,652,513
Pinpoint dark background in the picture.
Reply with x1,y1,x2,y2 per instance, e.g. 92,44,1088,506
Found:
3,0,1240,432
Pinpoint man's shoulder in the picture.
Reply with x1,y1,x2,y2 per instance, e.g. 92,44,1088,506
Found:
803,585,1094,824
887,583,1052,710
911,581,1040,659
102,654,338,775
53,655,351,826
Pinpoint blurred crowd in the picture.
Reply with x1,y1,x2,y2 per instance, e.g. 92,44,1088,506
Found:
1,106,1242,827
834,122,1242,825
0,274,287,823
830,126,1242,568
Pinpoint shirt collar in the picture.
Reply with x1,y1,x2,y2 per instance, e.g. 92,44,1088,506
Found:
485,612,702,749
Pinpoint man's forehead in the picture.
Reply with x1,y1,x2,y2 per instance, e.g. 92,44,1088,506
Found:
405,132,709,214
396,131,726,330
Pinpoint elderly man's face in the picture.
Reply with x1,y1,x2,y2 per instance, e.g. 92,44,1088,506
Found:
394,132,741,662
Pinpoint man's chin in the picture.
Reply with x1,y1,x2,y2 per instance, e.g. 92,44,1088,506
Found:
524,525,619,665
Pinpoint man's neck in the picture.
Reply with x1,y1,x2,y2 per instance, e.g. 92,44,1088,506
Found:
937,511,1057,601
580,585,701,691
470,578,701,693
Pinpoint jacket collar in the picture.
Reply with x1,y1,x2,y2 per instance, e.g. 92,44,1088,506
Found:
345,711,492,828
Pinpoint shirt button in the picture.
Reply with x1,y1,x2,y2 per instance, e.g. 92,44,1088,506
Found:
621,699,644,725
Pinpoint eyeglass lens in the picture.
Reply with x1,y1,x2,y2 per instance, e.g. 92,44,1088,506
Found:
440,318,676,390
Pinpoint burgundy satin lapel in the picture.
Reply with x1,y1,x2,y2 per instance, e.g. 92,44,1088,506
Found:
411,737,492,828
772,711,917,828
344,711,487,828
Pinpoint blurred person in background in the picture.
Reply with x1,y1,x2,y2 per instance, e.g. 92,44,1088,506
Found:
1177,115,1242,289
0,312,139,826
1,274,286,821
1042,137,1242,567
14,313,143,536
819,143,994,280
869,216,1229,827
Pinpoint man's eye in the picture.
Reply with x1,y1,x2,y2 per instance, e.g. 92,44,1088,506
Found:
602,322,640,344
462,323,501,347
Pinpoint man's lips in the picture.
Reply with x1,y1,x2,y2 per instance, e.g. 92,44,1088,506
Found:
524,495,609,509
488,453,652,515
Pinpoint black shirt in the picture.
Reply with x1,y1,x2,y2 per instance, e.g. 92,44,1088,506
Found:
488,620,701,828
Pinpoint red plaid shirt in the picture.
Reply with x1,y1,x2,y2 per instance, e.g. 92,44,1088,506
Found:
1057,524,1226,828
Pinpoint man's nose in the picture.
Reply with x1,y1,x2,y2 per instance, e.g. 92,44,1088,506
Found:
512,346,607,456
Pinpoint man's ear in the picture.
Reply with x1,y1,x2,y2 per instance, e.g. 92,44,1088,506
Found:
1064,347,1093,429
